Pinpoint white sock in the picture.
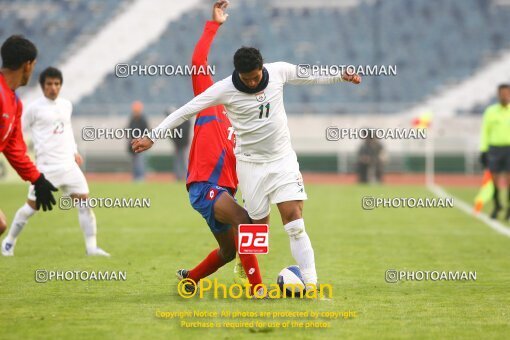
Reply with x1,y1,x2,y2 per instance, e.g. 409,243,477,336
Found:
284,218,317,285
5,203,36,243
78,206,97,251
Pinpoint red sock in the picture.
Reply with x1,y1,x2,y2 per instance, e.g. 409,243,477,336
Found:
239,253,263,291
234,234,263,292
188,248,227,282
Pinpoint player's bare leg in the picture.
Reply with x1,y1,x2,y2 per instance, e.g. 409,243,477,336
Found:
70,193,109,256
184,222,236,286
178,222,238,293
213,227,238,263
277,200,317,286
183,192,263,295
0,209,7,236
213,192,263,291
213,192,252,226
214,192,251,286
491,173,503,219
1,199,36,256
252,216,270,225
277,200,303,224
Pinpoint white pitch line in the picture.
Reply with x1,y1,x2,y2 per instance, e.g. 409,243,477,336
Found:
427,184,510,238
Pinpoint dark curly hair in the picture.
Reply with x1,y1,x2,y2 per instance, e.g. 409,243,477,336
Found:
233,47,263,73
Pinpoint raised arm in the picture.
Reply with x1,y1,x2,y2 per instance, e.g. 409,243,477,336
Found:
278,62,361,85
154,85,223,132
191,0,229,95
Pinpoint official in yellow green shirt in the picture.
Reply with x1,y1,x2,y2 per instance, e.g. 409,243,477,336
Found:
479,84,510,220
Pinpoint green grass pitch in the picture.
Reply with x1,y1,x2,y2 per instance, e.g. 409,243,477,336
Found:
0,182,509,339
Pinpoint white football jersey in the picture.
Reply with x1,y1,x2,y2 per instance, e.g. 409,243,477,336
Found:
23,96,77,172
153,62,344,162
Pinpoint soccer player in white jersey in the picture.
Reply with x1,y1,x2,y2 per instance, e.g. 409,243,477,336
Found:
1,67,109,257
132,49,360,287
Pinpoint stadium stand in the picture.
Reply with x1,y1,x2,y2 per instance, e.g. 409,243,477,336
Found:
3,0,506,173
466,73,510,114
0,0,133,81
76,0,510,115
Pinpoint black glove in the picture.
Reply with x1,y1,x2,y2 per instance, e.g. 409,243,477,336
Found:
33,174,58,211
480,152,488,169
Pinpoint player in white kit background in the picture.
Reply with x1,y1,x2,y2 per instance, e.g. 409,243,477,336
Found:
1,67,109,257
132,49,361,288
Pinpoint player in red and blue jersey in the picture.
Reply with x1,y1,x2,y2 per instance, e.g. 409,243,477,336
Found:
175,1,263,294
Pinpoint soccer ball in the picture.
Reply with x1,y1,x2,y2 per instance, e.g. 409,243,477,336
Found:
277,265,306,297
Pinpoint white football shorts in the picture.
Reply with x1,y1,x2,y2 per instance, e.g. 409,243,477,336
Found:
236,151,307,220
28,163,89,201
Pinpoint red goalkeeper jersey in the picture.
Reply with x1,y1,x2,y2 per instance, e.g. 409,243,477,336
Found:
0,73,40,183
186,21,237,191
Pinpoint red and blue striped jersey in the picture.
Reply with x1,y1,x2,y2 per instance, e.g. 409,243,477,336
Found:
186,21,237,191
